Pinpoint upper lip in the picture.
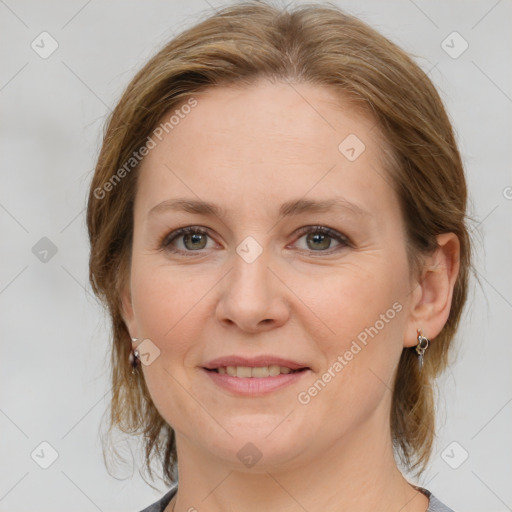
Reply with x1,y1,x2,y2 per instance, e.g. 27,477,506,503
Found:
203,355,309,371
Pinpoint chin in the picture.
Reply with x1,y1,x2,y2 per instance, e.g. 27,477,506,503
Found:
201,425,309,470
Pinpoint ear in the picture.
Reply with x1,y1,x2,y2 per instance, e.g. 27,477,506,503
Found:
404,232,460,347
120,280,138,340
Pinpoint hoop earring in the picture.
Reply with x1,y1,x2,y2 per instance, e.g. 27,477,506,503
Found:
129,337,140,375
415,330,430,372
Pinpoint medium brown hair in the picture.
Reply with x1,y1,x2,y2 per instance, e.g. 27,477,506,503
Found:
87,0,470,486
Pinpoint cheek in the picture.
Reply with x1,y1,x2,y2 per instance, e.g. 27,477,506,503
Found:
129,260,210,418
294,266,406,439
300,260,406,340
130,259,206,354
297,257,408,397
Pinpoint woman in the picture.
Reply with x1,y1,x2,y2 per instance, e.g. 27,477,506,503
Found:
87,2,470,511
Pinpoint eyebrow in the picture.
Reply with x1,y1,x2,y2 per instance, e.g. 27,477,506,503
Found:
147,197,369,220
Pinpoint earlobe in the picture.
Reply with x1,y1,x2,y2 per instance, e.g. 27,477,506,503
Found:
404,233,460,346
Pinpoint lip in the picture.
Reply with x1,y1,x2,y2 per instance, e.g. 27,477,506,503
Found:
203,355,309,371
202,367,311,396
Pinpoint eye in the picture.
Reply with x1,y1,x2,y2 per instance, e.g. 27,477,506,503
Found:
160,225,351,256
292,225,350,253
161,226,215,254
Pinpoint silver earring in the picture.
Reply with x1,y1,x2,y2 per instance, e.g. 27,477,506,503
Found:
129,337,140,375
415,331,429,372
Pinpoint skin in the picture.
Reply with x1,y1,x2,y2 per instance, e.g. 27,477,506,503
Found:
121,78,460,512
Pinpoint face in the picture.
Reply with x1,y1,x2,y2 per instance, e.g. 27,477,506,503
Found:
122,79,420,470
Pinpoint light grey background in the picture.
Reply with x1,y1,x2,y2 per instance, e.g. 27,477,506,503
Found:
1,0,511,511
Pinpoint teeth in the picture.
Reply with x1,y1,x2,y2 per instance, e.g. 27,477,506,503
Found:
236,366,252,378
251,366,269,378
216,365,297,378
269,364,281,376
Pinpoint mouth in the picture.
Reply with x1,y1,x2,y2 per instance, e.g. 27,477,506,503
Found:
202,355,311,394
203,365,309,378
202,363,311,395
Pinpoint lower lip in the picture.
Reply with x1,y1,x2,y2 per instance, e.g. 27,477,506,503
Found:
202,368,310,395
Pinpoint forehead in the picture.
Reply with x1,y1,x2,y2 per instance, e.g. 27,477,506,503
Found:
135,79,394,220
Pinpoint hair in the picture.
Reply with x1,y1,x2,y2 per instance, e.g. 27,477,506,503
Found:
87,0,471,487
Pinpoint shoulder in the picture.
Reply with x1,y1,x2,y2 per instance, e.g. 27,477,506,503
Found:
418,486,456,512
138,486,177,512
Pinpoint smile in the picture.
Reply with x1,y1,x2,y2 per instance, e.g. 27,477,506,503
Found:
202,366,310,395
206,365,304,378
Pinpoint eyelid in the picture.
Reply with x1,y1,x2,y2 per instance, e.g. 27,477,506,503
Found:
292,225,352,247
160,224,352,255
160,226,214,250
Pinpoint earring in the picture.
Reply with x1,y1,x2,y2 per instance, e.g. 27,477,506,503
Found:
129,337,140,375
415,330,429,372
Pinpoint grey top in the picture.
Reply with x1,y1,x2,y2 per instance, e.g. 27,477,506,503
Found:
139,484,455,512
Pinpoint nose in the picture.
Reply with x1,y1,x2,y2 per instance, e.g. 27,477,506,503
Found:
215,245,290,333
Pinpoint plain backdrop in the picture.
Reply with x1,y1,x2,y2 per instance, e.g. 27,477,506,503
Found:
1,0,511,511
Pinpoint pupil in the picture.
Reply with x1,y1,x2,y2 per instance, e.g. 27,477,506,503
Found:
186,233,206,250
308,232,330,250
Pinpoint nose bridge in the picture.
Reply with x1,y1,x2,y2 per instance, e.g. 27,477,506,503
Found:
230,236,273,304
215,234,289,331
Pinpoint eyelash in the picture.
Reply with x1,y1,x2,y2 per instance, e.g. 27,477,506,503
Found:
159,225,352,256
